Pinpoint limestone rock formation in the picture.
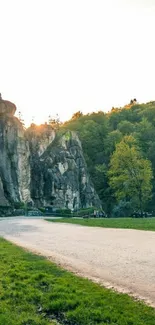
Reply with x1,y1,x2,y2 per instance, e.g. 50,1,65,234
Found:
28,130,101,209
0,111,31,204
0,97,101,210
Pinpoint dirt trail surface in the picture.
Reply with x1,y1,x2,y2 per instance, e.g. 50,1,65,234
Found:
0,218,155,307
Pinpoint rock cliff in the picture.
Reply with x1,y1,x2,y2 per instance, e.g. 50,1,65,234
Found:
0,96,100,210
0,96,31,205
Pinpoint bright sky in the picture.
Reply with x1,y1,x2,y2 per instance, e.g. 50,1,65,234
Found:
1,0,155,126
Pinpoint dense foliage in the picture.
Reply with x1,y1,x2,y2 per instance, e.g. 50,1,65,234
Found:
108,136,153,216
61,101,155,215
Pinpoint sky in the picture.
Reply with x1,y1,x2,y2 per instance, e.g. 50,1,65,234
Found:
1,0,155,126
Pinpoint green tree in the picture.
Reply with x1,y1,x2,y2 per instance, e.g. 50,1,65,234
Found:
71,111,83,120
108,136,153,216
104,130,122,156
48,114,61,130
134,118,155,152
117,120,135,135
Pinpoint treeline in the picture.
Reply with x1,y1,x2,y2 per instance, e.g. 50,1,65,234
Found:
60,100,155,216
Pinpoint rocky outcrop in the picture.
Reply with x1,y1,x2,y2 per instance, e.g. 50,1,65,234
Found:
0,114,31,204
0,97,101,209
0,94,16,116
28,130,101,209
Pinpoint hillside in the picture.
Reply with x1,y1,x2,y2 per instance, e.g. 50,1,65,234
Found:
61,100,155,216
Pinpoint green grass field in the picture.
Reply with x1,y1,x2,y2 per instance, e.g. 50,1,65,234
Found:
46,217,155,231
0,238,155,325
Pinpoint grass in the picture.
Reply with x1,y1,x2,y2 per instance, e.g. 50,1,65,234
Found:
46,217,155,231
0,239,155,325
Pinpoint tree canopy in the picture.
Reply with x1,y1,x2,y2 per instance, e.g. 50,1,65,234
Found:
108,137,153,215
53,100,155,216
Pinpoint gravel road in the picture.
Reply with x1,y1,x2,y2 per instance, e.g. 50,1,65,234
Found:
0,217,155,307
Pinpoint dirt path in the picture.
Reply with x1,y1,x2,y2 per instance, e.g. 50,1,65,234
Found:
0,217,155,307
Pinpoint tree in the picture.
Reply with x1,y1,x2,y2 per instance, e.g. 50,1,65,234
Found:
71,111,83,120
103,130,122,156
108,136,153,216
134,118,155,152
48,114,60,130
117,120,135,135
17,111,25,127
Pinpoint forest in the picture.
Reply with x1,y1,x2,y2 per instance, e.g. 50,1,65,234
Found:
57,100,155,217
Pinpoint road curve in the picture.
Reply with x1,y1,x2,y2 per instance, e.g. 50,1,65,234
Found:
0,217,155,307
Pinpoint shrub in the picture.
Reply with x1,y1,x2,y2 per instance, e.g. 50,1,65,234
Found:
77,207,96,216
57,208,71,215
13,202,25,209
112,200,133,218
38,207,46,213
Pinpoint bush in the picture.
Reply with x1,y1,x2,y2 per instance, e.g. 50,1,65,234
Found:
77,207,96,216
13,202,25,209
111,200,133,218
38,207,46,213
56,208,71,215
0,206,13,217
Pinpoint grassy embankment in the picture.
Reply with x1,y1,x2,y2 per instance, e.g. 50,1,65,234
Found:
0,238,155,325
46,217,155,231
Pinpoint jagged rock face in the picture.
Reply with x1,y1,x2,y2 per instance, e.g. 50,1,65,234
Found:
26,124,55,157
0,115,31,204
0,100,101,209
28,130,101,209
